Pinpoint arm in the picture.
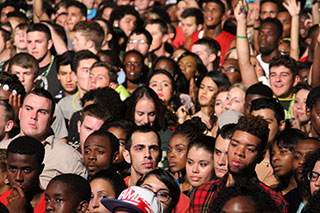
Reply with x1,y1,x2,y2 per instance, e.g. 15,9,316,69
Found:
235,0,258,87
41,22,68,55
283,0,300,60
311,30,320,87
33,0,50,23
252,0,260,55
312,1,320,25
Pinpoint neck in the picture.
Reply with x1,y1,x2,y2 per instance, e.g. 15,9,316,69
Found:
226,171,255,187
0,49,10,62
207,63,214,72
200,106,210,115
204,24,222,38
78,87,86,99
126,80,139,93
261,49,280,64
153,45,169,57
128,168,142,187
39,53,52,68
277,91,294,99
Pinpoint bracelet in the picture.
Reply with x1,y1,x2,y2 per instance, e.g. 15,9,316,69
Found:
236,35,247,39
254,27,259,31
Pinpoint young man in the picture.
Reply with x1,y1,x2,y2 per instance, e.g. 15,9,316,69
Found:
27,23,61,98
66,1,87,45
250,98,286,187
191,37,221,72
7,53,39,93
190,115,288,212
306,86,320,139
0,100,14,144
145,19,170,57
126,28,152,57
56,51,77,97
269,55,299,120
45,174,91,212
181,8,204,45
0,88,86,188
260,0,280,20
0,136,45,212
134,0,154,14
73,21,104,54
0,28,11,68
123,125,162,186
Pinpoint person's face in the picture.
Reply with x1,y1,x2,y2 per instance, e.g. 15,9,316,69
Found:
27,31,52,62
176,1,187,21
14,28,27,50
126,34,149,56
277,11,291,38
203,2,223,27
228,130,262,176
260,2,278,20
119,14,137,37
271,142,294,177
186,146,214,187
73,31,90,52
309,100,320,138
102,7,113,21
58,65,77,94
310,161,320,195
214,91,228,117
55,13,68,30
221,59,241,84
178,55,197,81
258,23,279,55
270,65,298,99
75,58,97,92
292,89,310,124
78,115,105,154
134,0,152,12
0,6,15,23
146,24,165,52
154,60,175,77
249,56,264,78
225,87,246,113
214,135,230,178
299,13,311,39
293,139,320,182
141,175,172,213
125,131,161,176
124,53,143,81
45,181,80,213
251,108,281,143
107,127,127,164
221,196,256,213
10,64,36,93
19,94,53,141
168,134,188,173
191,44,211,69
278,41,290,56
67,6,86,31
298,68,309,84
149,73,173,106
88,66,110,90
89,178,115,213
83,135,113,177
134,97,156,126
198,77,218,106
7,153,42,192
244,94,265,115
181,16,198,38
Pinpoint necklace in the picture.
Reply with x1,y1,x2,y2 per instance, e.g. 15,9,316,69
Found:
72,92,81,111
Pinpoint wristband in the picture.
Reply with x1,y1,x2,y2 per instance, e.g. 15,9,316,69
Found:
236,35,247,39
254,27,260,31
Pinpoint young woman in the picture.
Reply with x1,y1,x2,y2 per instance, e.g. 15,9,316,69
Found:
224,83,247,114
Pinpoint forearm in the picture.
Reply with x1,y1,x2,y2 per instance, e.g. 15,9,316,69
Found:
312,2,320,25
311,41,320,87
290,15,299,60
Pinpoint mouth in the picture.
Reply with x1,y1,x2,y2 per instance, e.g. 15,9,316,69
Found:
157,93,164,98
142,162,153,169
28,123,37,129
169,162,177,167
231,160,242,167
273,165,282,172
215,168,227,174
189,176,201,182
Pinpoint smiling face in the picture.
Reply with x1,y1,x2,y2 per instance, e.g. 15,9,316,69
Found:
83,135,113,177
149,73,173,106
186,146,214,187
168,134,188,173
198,77,218,107
292,89,310,124
89,178,115,213
203,2,223,28
271,141,294,177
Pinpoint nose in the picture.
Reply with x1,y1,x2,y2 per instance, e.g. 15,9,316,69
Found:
15,170,23,183
157,84,162,91
142,114,149,125
31,110,38,120
272,152,279,163
298,155,305,166
18,74,24,82
144,148,152,159
66,73,71,82
91,196,100,209
192,164,199,174
88,151,96,161
235,146,245,158
217,153,227,166
45,199,54,212
168,150,175,159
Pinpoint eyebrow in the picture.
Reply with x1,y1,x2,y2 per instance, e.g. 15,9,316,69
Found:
230,139,258,148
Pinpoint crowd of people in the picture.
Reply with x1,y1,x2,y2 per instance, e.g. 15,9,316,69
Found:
0,0,320,212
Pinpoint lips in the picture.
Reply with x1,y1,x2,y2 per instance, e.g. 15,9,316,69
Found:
273,165,282,172
169,162,177,167
189,176,201,182
28,123,37,129
231,160,242,167
142,162,153,168
157,93,164,98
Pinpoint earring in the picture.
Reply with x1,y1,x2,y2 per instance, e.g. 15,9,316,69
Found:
4,179,9,185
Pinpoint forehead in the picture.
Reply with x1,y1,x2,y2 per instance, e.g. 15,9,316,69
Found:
182,16,196,23
215,135,230,150
270,65,292,74
11,64,33,72
85,134,111,147
47,181,72,197
7,152,38,166
205,2,221,10
130,33,147,40
232,130,261,146
251,108,276,120
222,59,238,67
68,6,82,14
261,2,278,10
295,140,320,152
260,22,277,32
146,23,161,31
27,31,48,40
150,73,170,82
277,11,290,19
125,53,141,61
78,58,97,68
23,94,52,110
131,131,159,146
122,14,136,21
91,66,109,74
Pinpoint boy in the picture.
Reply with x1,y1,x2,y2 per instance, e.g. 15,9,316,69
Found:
83,130,119,179
45,174,91,212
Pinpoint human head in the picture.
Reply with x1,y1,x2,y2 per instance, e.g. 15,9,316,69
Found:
78,104,113,153
306,87,320,138
202,0,225,28
66,1,87,31
186,134,215,187
302,148,320,198
137,168,180,213
7,53,39,93
83,130,119,177
145,19,168,52
7,136,44,193
0,72,25,102
277,10,291,38
88,61,117,90
250,98,285,143
0,100,14,142
269,55,299,98
260,0,280,20
220,58,241,84
56,51,77,95
45,174,91,213
11,23,28,53
225,83,247,114
181,8,204,38
292,84,312,125
0,3,16,23
126,28,152,56
73,21,104,53
258,18,282,55
123,50,146,84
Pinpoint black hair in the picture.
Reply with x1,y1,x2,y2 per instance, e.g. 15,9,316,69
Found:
102,119,136,138
109,5,139,27
128,28,153,46
201,0,225,15
98,50,121,68
216,123,236,140
56,51,75,69
66,1,87,18
125,125,160,151
181,8,204,25
49,174,91,203
302,189,320,213
71,50,100,73
306,86,320,110
0,27,10,42
145,19,168,35
194,37,221,70
250,98,285,124
302,148,320,200
137,168,180,210
260,0,280,11
27,23,52,40
273,128,306,153
260,18,283,42
172,117,207,143
212,183,280,212
0,72,26,101
269,55,298,77
7,136,45,165
203,70,231,88
90,170,127,197
25,88,55,116
245,82,273,98
187,134,215,156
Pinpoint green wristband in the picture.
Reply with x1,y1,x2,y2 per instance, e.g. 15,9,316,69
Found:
236,35,247,39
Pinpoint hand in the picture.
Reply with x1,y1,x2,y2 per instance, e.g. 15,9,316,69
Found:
7,185,28,213
252,0,260,21
283,0,301,17
8,94,21,122
234,0,248,22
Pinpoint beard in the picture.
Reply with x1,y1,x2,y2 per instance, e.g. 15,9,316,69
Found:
228,159,257,177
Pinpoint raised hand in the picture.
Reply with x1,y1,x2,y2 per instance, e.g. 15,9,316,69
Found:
283,0,301,17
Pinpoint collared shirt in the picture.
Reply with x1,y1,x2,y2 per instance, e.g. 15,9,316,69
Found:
190,173,288,213
0,134,86,189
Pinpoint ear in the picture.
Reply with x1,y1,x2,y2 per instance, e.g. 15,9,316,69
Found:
113,20,119,28
5,40,11,49
161,34,169,43
4,120,14,133
208,53,216,63
77,120,82,134
148,0,154,7
293,75,300,87
81,16,86,22
109,82,116,89
196,24,203,32
112,151,119,164
47,39,53,50
123,149,131,164
279,120,286,131
77,200,89,213
106,33,113,42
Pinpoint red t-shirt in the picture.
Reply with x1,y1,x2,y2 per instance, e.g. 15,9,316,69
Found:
0,189,46,213
172,26,186,49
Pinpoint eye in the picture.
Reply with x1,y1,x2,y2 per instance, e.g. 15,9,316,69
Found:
56,198,64,203
84,149,91,155
200,162,208,167
294,154,300,160
23,168,32,173
187,160,193,165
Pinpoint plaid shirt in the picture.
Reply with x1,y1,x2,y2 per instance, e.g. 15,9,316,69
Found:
190,173,288,213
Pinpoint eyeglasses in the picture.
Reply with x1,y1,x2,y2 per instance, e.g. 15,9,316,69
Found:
218,67,240,73
125,62,141,68
142,187,171,202
128,39,147,45
308,171,320,182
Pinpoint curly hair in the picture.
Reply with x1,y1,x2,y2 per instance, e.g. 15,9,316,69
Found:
235,115,269,153
212,183,280,213
0,72,25,101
